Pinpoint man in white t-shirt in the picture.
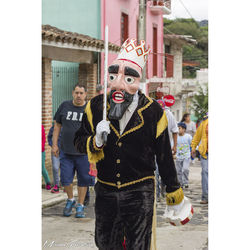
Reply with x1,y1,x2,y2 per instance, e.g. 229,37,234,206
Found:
156,100,179,199
165,107,178,155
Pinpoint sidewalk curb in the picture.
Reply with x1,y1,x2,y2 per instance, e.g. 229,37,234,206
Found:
42,196,66,209
42,188,78,209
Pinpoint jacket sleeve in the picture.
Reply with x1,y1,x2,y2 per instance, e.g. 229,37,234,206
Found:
191,122,203,151
155,110,183,205
74,100,104,164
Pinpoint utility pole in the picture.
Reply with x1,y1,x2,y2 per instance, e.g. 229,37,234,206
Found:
138,0,147,94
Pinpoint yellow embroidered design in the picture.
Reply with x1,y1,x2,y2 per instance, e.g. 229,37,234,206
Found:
109,96,154,139
85,101,94,133
97,176,155,189
156,111,168,138
166,187,184,205
87,136,104,164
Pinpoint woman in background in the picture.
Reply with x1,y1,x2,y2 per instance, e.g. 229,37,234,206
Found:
42,125,51,190
181,113,196,137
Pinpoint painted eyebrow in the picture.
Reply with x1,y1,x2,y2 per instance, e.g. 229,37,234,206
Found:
108,64,119,74
124,67,140,78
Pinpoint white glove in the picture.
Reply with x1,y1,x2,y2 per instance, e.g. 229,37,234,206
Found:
163,196,193,226
95,120,110,147
164,199,184,222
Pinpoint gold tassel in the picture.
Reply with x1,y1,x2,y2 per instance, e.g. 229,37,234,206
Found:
86,136,104,164
166,187,184,205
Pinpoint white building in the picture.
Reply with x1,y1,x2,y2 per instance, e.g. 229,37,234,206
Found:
161,34,197,122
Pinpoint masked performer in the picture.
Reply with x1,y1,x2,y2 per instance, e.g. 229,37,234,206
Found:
74,39,190,250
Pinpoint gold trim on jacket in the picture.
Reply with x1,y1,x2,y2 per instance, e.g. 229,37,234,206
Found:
109,95,154,140
97,176,155,189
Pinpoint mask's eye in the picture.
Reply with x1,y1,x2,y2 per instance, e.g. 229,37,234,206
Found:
125,76,135,84
109,74,117,81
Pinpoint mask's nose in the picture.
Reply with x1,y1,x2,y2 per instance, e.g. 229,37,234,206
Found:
111,74,125,92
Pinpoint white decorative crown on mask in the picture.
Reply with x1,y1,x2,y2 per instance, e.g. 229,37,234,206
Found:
117,38,150,69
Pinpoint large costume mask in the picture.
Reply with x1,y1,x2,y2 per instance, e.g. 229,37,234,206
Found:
108,39,150,120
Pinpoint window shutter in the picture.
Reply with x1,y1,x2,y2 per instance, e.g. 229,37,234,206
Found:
166,53,174,77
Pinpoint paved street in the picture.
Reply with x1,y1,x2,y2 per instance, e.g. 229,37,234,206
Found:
42,160,208,250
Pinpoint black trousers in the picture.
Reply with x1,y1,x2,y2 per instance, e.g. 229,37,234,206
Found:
94,180,155,250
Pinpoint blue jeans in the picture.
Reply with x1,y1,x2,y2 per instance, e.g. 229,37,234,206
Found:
59,150,95,187
51,152,60,186
200,154,208,201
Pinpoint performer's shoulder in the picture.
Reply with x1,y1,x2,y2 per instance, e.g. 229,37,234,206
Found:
139,93,163,119
147,96,164,115
88,94,104,108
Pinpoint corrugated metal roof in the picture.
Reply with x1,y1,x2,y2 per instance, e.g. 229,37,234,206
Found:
42,25,121,53
164,34,197,45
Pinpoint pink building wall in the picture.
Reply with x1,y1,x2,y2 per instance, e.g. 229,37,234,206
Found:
101,0,164,94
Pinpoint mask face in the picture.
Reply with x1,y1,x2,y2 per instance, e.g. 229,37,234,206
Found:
107,59,141,120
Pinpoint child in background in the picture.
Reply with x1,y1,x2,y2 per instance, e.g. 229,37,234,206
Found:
176,122,192,188
42,125,51,190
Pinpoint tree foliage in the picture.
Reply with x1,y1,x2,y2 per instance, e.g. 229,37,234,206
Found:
190,83,208,121
164,18,208,77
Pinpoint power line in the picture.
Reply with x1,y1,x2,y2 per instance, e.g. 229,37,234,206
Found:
177,0,196,21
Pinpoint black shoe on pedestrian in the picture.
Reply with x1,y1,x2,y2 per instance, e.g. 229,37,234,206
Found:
200,200,208,204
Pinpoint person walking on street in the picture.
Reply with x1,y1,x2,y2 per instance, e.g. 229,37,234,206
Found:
156,99,178,200
191,115,208,204
42,125,51,190
74,38,192,250
176,122,192,189
52,84,95,218
181,113,196,164
181,113,196,137
48,123,62,193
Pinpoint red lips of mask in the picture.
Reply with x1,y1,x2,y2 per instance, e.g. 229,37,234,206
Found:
112,91,125,104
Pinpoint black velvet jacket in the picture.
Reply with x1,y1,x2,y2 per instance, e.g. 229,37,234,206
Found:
74,91,180,193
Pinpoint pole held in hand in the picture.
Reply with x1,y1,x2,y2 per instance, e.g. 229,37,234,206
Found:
102,25,109,144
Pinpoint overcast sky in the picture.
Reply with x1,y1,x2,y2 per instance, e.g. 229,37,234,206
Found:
164,0,208,21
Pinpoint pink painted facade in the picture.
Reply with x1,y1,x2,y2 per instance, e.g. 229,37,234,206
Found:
101,0,164,95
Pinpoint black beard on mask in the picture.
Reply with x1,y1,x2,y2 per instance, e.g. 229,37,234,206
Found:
108,90,134,120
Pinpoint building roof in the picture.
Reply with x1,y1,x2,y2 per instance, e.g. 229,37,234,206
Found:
42,25,121,53
164,34,197,45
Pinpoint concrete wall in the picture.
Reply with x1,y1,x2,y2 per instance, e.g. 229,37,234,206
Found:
162,40,183,121
146,1,164,79
42,58,53,183
42,0,101,39
100,0,164,87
